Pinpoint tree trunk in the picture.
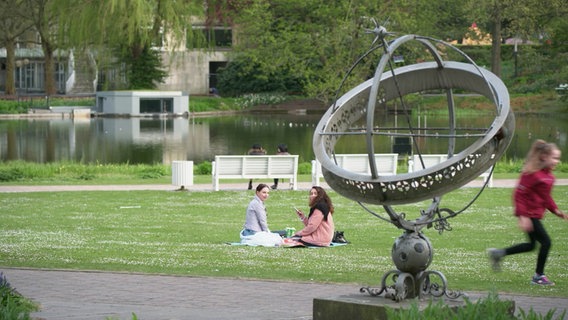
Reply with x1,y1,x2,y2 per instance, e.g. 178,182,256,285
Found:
4,40,16,95
42,41,57,95
490,4,502,78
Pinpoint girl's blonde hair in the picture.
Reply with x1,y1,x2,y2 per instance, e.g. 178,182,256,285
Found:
522,139,559,174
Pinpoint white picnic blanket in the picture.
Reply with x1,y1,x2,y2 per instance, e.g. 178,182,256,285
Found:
239,230,284,247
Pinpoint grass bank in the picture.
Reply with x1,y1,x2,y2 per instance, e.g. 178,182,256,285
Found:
0,93,297,114
1,92,566,115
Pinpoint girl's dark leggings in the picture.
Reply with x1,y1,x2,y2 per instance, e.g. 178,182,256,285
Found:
504,218,551,275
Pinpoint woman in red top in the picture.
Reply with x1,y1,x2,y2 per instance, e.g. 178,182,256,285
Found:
489,139,567,285
294,186,335,247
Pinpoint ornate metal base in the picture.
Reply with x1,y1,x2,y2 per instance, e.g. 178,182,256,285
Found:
360,269,465,302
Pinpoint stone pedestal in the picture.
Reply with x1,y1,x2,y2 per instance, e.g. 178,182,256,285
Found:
313,294,514,320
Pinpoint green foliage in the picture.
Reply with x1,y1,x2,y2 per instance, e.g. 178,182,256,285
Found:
122,47,167,90
386,291,567,320
76,172,96,181
105,313,138,320
387,292,509,320
518,308,567,320
495,158,568,174
0,97,53,113
52,0,204,92
0,161,172,183
0,97,95,114
459,46,492,66
0,272,38,320
298,162,311,175
217,54,305,97
235,93,290,109
53,0,203,56
189,97,239,112
0,167,24,182
0,100,26,114
0,159,566,184
228,0,387,103
48,97,95,107
195,161,212,175
137,166,167,179
0,161,320,182
548,17,568,55
221,0,567,102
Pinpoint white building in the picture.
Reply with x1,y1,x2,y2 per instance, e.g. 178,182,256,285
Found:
0,26,231,96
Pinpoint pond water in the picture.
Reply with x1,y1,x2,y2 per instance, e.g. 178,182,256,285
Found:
0,111,567,164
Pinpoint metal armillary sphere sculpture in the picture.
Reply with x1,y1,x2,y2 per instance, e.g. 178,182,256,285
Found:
313,21,515,302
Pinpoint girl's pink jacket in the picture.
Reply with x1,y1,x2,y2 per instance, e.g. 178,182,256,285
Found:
296,209,334,246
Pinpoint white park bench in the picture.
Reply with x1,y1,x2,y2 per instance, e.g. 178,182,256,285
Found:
212,155,299,191
408,154,494,187
311,153,399,186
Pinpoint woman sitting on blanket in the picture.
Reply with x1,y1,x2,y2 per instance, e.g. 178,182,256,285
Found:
294,186,335,247
242,184,285,236
242,183,272,236
240,184,284,246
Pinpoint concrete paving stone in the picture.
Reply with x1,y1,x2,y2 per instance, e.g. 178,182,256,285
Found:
2,268,567,320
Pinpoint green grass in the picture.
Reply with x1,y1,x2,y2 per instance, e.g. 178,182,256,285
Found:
1,92,566,115
1,186,568,298
0,95,242,114
1,160,567,186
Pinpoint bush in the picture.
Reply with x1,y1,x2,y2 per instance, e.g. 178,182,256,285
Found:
0,272,38,319
0,100,29,114
137,166,167,179
387,291,565,320
216,54,305,97
195,161,212,175
0,168,24,182
235,93,290,109
298,162,311,175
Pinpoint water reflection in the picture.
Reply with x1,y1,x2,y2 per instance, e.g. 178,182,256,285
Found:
0,112,566,164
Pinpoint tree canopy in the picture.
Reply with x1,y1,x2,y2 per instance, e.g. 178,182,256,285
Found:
2,0,567,98
217,0,567,103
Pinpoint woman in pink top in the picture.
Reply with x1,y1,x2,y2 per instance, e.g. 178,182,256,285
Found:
294,186,335,247
488,140,567,285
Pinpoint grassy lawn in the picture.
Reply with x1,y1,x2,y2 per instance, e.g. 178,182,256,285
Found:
1,185,568,298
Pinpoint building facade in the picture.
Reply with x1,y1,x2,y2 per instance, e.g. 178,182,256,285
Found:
0,26,232,96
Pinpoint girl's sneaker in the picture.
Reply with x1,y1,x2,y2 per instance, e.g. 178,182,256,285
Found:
487,248,505,271
531,274,555,286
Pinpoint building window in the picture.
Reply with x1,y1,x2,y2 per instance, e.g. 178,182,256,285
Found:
140,98,173,113
189,27,232,49
55,62,66,93
15,61,44,92
14,60,66,93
